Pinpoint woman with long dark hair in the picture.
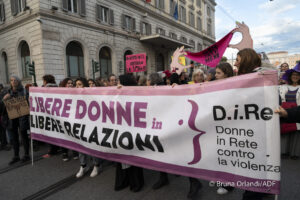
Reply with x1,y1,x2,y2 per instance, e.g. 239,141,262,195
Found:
234,48,269,200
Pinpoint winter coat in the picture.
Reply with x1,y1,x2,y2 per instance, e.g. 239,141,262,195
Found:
5,85,30,131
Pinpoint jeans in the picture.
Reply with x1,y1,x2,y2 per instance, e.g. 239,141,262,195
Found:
79,153,102,167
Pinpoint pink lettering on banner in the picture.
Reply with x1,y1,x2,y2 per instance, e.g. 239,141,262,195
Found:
185,29,235,68
126,53,147,73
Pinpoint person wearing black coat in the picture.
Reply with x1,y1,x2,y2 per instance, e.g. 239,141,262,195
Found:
114,74,144,192
2,76,30,165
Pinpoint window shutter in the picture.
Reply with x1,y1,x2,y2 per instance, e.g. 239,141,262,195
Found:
121,14,125,29
96,5,101,21
109,9,114,25
21,0,26,11
183,9,186,23
160,0,164,9
132,18,136,32
140,21,143,34
78,0,86,16
156,27,159,34
62,0,68,12
162,29,165,36
99,7,103,21
0,3,5,21
147,24,152,35
10,0,17,16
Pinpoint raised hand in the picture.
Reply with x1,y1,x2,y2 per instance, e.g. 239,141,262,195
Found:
229,22,253,50
170,46,191,75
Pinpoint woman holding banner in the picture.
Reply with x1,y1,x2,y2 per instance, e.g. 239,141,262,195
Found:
278,63,300,160
234,48,272,200
59,78,79,162
151,72,203,199
114,74,144,193
75,77,103,178
210,62,235,195
2,76,30,165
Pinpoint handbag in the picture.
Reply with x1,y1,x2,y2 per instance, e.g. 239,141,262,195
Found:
280,102,298,134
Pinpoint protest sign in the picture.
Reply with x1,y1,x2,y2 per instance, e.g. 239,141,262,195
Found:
126,53,147,73
4,96,30,119
30,71,280,194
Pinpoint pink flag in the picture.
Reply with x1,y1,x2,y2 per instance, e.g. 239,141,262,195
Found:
185,30,235,68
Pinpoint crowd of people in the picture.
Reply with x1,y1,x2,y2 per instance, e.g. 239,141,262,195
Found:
0,48,299,199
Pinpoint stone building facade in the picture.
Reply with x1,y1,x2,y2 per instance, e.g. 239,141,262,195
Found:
0,0,216,85
267,51,300,68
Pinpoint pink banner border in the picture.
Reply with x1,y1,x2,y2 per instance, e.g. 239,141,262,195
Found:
31,133,280,194
30,71,278,96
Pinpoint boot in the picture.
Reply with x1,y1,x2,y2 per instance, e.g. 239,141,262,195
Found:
152,172,169,190
76,166,88,178
9,157,20,165
90,166,99,178
187,178,202,199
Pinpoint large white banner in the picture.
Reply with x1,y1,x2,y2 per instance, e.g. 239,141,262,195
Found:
30,71,280,194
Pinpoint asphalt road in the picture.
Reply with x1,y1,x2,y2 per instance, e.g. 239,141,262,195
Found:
0,143,299,200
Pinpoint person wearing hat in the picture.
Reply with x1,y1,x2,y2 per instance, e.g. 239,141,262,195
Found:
279,62,300,159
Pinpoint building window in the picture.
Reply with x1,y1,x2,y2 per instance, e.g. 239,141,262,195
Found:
169,32,177,40
1,52,9,83
156,53,165,72
197,16,202,31
189,12,195,27
190,39,195,49
122,14,136,32
19,41,30,78
180,36,187,43
99,47,112,78
62,0,86,16
67,0,77,13
155,0,165,10
196,0,201,7
197,43,202,51
124,50,133,73
100,6,108,22
66,41,84,77
96,5,114,25
141,22,152,35
0,0,5,22
207,22,212,36
169,0,176,14
179,6,186,23
207,6,211,17
156,27,166,36
10,0,26,16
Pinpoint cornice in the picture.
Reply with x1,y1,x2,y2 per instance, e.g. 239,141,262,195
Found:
115,0,215,42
